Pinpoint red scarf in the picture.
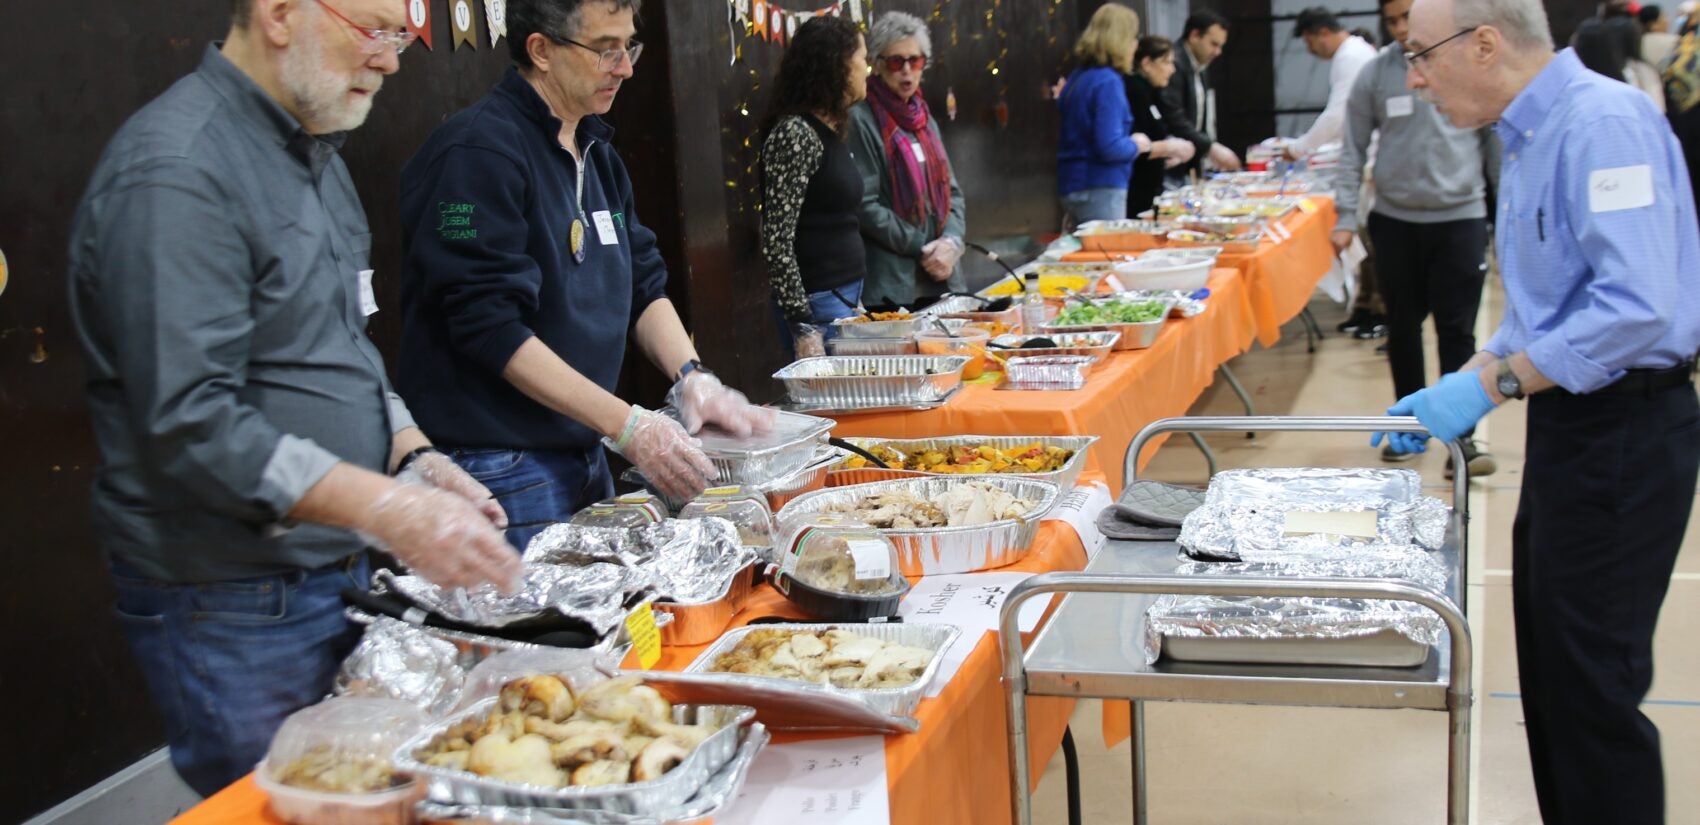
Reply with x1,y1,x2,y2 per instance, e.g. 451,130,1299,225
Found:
867,79,953,233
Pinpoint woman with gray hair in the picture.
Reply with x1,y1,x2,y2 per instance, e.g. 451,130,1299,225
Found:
848,11,968,308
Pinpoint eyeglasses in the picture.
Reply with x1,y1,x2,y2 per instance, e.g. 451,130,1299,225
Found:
878,54,927,72
314,0,417,55
551,35,645,71
1403,26,1479,68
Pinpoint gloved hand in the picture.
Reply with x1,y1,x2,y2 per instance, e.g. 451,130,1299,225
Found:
1161,138,1197,169
361,484,524,594
667,371,778,437
791,323,826,358
396,450,509,529
616,405,716,502
1370,370,1497,452
1132,132,1153,156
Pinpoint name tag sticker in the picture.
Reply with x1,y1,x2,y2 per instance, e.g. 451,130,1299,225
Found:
1149,104,1163,120
908,138,926,164
357,269,378,316
1385,95,1414,118
592,210,619,245
1589,165,1655,213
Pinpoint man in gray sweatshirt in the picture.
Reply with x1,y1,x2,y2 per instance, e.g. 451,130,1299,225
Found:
1332,0,1500,476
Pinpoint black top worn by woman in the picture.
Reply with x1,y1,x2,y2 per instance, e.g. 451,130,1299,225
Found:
761,114,867,322
1123,73,1174,218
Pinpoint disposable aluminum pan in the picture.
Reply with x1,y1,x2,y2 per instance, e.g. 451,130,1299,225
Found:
621,447,845,516
344,608,632,669
1004,355,1096,388
773,355,969,409
827,336,916,356
691,410,833,486
777,476,1062,576
663,622,963,728
830,316,925,339
654,561,756,647
397,698,756,814
1043,316,1169,351
1160,627,1430,667
989,331,1120,363
413,722,771,824
831,434,1098,492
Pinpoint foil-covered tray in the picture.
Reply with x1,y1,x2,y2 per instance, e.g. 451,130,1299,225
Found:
623,446,846,515
772,355,969,409
397,697,756,814
774,384,965,417
989,331,1120,363
689,410,833,486
1003,355,1095,388
654,561,756,647
830,434,1098,493
1042,316,1168,351
1180,467,1449,562
523,519,758,608
827,336,916,356
1160,627,1431,667
414,722,770,824
777,475,1062,576
645,622,963,732
830,316,925,339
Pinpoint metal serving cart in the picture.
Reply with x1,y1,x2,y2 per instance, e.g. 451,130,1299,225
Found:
1000,416,1474,824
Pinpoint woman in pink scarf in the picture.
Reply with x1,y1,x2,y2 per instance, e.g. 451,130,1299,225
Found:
848,11,968,309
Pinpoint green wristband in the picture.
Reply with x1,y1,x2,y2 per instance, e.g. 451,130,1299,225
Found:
615,405,645,451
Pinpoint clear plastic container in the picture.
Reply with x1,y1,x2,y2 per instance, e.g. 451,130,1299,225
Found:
1020,273,1047,334
569,493,668,528
257,697,429,825
773,515,909,620
678,486,777,548
914,326,991,380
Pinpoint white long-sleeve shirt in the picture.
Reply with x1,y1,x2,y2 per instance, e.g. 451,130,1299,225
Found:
1291,35,1378,155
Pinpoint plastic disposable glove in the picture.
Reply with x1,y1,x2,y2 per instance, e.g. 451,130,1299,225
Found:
1370,370,1497,452
667,371,778,437
791,323,826,358
397,450,509,529
616,405,716,502
362,484,524,594
1162,138,1197,168
1132,132,1153,156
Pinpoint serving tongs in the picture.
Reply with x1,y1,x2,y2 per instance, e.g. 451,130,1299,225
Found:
341,583,603,648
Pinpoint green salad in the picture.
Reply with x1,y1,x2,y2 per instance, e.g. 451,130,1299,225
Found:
1053,299,1166,326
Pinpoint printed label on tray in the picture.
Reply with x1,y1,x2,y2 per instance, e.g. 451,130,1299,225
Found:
623,603,662,669
705,485,743,496
1282,510,1378,538
846,539,892,580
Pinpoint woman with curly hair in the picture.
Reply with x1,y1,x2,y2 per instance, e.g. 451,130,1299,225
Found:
849,11,967,309
760,15,870,359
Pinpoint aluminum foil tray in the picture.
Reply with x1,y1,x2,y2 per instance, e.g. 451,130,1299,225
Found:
777,475,1062,576
344,608,631,666
1075,219,1169,237
414,722,770,824
1004,355,1094,388
989,331,1120,362
830,434,1098,493
655,561,756,647
830,316,925,339
623,446,846,515
1042,316,1168,351
397,697,756,814
773,355,969,409
1160,627,1430,667
691,410,833,486
827,336,916,356
649,622,963,731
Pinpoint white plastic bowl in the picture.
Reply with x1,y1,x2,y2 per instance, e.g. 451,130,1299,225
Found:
1112,254,1214,291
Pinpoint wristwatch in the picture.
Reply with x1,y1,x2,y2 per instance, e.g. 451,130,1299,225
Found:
676,359,712,382
1495,358,1525,400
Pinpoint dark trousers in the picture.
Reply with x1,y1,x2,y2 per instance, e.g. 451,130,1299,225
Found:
1366,213,1488,400
445,446,614,553
1512,381,1700,824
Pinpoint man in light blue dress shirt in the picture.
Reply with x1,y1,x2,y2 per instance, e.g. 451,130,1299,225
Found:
1390,0,1700,820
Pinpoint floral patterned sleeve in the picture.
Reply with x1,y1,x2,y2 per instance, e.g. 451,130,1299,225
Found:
760,116,824,323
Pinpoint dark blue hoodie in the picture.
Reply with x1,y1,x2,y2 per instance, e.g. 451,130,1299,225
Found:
397,67,668,450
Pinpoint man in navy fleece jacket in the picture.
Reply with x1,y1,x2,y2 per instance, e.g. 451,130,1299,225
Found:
398,0,772,551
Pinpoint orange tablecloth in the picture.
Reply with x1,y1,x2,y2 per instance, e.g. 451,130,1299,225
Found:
1062,198,1338,347
835,267,1259,492
172,518,1097,825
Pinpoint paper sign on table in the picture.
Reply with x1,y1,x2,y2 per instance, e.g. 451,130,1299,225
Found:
898,571,1047,635
1042,482,1112,561
719,736,890,825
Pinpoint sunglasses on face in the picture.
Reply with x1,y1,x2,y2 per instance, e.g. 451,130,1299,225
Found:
878,54,927,72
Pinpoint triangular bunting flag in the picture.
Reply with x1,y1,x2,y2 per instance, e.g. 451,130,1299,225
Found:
486,0,507,46
405,0,432,50
451,0,478,49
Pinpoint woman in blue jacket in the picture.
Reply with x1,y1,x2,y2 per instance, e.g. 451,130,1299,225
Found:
1057,3,1151,230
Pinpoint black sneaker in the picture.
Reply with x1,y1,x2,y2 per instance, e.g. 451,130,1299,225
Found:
1375,342,1390,355
1445,439,1498,479
1354,317,1390,339
1337,309,1373,333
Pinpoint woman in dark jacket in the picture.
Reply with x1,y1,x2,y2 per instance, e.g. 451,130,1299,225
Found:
1124,37,1197,217
760,16,870,359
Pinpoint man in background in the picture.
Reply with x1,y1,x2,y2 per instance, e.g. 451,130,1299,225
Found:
1164,10,1242,181
1284,7,1378,160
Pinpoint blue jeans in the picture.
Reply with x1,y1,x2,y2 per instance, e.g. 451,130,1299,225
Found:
1060,188,1128,233
773,279,864,362
446,446,614,553
109,554,370,796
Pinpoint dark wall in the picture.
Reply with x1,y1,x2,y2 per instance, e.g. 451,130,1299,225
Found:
1200,0,1277,157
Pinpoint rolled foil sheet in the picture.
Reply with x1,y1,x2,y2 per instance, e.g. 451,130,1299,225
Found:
523,518,758,605
1178,468,1449,561
1143,547,1456,664
334,616,465,716
384,562,640,636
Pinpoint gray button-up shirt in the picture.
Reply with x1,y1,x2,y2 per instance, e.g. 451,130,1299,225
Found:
68,44,414,583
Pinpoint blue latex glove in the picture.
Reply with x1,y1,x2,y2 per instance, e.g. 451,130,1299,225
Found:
1370,370,1497,452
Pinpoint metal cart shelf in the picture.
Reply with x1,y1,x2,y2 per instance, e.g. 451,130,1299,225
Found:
1000,416,1474,825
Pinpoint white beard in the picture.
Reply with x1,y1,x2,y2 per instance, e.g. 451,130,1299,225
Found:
279,31,380,133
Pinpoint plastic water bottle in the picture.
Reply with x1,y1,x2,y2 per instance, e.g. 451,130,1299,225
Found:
1020,272,1046,334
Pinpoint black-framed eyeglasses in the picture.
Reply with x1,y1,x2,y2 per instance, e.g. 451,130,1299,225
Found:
1404,26,1479,68
550,35,644,71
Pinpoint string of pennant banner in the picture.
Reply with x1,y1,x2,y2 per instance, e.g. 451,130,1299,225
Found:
401,0,508,51
397,0,866,53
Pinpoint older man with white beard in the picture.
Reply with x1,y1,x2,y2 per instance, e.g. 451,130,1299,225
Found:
67,0,523,795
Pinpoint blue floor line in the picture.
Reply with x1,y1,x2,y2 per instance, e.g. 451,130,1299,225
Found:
1488,692,1700,707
